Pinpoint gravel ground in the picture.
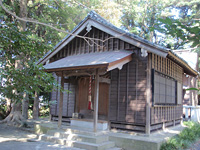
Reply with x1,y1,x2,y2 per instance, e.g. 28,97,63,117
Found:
0,123,83,150
187,140,200,150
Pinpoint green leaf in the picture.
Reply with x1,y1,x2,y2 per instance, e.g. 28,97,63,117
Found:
186,88,199,91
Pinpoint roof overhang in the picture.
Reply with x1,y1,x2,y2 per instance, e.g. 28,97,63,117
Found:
43,50,133,73
167,51,198,77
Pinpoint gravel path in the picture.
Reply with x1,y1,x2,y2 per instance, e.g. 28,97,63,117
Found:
0,123,83,150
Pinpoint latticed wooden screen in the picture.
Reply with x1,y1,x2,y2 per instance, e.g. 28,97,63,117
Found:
153,71,176,105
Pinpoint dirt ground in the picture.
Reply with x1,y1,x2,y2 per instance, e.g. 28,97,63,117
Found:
0,123,82,150
0,121,200,150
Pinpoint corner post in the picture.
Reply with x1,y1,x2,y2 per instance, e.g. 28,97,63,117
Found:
146,54,152,135
58,71,64,128
94,69,99,132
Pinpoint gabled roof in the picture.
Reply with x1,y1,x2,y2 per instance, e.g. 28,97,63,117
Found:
37,11,169,65
37,11,198,76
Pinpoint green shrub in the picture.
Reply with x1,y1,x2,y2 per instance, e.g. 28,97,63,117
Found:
39,106,49,118
160,121,200,150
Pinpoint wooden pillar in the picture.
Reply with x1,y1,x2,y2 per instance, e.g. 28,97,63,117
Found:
93,69,99,132
146,54,151,135
58,71,64,128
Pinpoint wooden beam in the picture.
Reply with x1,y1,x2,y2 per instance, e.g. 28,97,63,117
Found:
99,77,111,84
146,54,152,135
93,69,99,132
58,71,64,128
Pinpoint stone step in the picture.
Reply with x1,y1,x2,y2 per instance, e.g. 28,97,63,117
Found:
73,141,115,150
105,147,122,150
61,127,107,136
47,130,109,144
38,134,115,150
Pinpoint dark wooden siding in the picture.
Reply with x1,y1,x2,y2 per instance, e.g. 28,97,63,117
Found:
50,74,76,117
109,50,147,126
50,27,138,63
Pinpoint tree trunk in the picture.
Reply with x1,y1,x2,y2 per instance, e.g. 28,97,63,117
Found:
19,0,27,31
20,0,29,120
22,93,29,119
0,101,25,126
5,98,11,116
33,91,39,120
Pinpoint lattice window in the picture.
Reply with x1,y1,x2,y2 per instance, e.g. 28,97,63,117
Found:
153,70,177,105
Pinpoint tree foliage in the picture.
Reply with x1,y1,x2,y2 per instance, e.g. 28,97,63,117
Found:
0,22,55,102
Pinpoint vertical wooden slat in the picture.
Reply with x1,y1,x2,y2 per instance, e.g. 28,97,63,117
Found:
96,29,99,52
75,38,77,55
101,31,104,52
58,72,64,128
122,41,125,49
92,29,95,53
158,56,160,72
71,40,74,55
68,44,70,56
88,32,91,53
161,106,163,122
83,37,86,54
170,61,172,77
152,54,154,69
117,69,120,121
117,39,119,50
67,82,70,116
155,55,157,70
163,58,165,74
111,38,113,51
173,106,175,126
151,107,154,124
79,37,81,54
159,107,161,123
126,63,129,118
160,57,162,73
93,69,99,132
172,61,173,78
106,33,109,51
55,76,59,115
63,47,66,57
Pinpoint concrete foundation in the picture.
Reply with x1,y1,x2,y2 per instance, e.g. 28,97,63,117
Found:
34,120,186,150
70,118,108,131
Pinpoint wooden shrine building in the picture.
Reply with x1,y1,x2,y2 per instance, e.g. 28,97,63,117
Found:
37,11,198,134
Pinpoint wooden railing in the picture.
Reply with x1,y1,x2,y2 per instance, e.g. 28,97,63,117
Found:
151,105,182,125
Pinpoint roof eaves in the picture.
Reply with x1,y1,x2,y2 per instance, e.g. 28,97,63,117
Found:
168,51,198,76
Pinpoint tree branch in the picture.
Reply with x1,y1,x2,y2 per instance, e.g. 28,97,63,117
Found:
0,0,125,48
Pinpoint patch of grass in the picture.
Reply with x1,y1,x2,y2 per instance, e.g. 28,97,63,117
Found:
160,121,200,150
